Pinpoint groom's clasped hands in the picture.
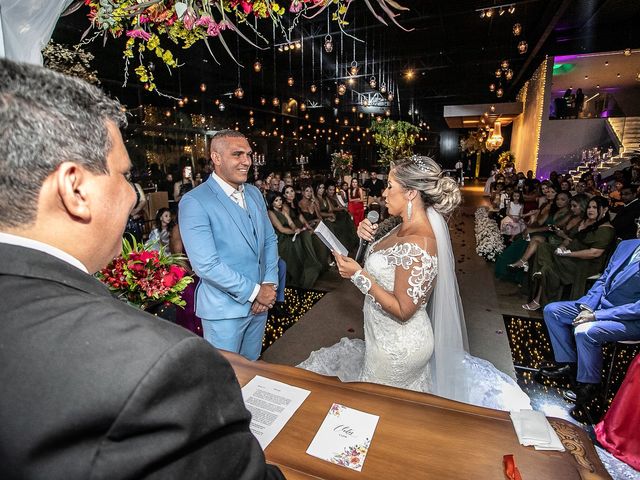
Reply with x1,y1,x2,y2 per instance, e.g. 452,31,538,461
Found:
251,283,278,314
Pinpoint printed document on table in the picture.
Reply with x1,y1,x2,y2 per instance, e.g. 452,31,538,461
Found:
241,375,310,449
314,221,348,256
306,403,380,472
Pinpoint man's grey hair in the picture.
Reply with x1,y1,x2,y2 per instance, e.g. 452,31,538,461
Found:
0,58,127,228
209,129,247,155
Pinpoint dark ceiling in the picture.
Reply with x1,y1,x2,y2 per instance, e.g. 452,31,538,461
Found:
52,0,640,133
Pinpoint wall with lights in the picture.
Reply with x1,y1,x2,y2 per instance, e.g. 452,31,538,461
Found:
511,59,551,175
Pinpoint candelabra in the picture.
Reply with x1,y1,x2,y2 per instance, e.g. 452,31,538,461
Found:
253,153,265,179
296,154,309,172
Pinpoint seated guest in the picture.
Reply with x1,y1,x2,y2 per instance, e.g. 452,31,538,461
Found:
147,207,173,253
0,59,283,479
523,196,616,310
363,170,385,207
267,193,322,289
538,231,640,422
611,186,640,240
326,182,359,252
500,190,526,240
608,180,626,210
298,185,323,229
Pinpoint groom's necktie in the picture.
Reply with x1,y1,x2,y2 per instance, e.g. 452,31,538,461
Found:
230,186,246,209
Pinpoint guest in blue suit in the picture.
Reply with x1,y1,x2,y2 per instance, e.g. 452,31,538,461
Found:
539,229,640,419
179,130,279,360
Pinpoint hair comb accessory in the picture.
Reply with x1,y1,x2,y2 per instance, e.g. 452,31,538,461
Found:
411,155,429,173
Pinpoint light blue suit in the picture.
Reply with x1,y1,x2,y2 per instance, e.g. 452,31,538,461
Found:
543,239,640,383
179,176,279,360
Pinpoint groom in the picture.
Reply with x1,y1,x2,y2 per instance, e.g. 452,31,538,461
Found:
180,130,279,360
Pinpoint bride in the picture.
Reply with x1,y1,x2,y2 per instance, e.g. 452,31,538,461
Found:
298,156,530,411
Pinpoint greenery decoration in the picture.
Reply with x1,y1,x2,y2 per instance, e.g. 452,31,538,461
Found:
369,119,419,166
42,41,100,84
497,150,516,169
459,131,487,155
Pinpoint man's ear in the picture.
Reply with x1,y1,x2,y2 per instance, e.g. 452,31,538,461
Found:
55,162,91,221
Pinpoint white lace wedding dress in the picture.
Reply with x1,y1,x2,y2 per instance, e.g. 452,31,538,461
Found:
299,218,531,412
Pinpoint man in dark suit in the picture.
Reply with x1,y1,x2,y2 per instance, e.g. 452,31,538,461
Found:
0,59,283,479
538,231,640,421
611,186,640,240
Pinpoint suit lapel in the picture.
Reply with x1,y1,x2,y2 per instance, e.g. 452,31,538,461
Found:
608,242,640,292
207,180,258,254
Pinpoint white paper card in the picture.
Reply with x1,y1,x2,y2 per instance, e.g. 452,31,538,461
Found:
241,375,310,449
306,403,379,472
314,221,349,256
510,410,565,452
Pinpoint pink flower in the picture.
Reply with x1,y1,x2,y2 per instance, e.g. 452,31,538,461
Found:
183,11,196,30
195,15,213,27
289,1,303,13
126,29,151,41
240,1,253,14
206,22,221,36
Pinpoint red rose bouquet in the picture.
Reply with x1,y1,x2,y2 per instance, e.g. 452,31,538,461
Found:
97,236,193,309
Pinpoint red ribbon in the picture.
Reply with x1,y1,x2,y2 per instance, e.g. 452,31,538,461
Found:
503,454,523,480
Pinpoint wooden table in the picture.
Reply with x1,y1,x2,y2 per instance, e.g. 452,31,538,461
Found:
223,352,610,480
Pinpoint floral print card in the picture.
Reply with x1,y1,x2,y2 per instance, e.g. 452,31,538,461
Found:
306,403,379,472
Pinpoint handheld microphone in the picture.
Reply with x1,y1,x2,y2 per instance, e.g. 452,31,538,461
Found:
355,210,380,264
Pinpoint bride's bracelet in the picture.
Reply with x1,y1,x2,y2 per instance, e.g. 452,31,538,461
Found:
351,269,372,295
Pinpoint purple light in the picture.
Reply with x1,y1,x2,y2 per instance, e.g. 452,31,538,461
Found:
553,54,582,62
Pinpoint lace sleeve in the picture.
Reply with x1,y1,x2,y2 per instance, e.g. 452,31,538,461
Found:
387,242,438,318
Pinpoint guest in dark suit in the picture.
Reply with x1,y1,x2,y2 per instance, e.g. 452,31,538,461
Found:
0,59,283,479
611,186,640,240
538,230,640,421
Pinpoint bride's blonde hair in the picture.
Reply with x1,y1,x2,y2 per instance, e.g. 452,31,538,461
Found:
391,156,461,216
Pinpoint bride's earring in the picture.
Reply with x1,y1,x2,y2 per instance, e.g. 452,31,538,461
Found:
407,199,413,221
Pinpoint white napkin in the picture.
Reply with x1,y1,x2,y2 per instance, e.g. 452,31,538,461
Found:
510,410,565,451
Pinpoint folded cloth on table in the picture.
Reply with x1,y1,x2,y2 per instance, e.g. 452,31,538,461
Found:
510,410,565,451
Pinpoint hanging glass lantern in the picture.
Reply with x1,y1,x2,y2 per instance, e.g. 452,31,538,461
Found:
349,61,359,76
337,83,347,95
310,83,317,93
272,97,280,107
369,76,377,88
385,109,391,116
362,98,369,107
253,60,262,72
505,69,514,80
234,86,244,99
260,97,266,106
218,102,226,111
287,76,294,86
490,104,496,112
489,83,496,92
512,23,522,36
380,82,387,94
518,41,528,54
319,115,325,123
324,34,333,53
387,92,394,102
249,117,255,126
501,59,509,70
178,99,185,107
496,87,504,98
495,68,502,78
300,102,307,112
200,83,207,92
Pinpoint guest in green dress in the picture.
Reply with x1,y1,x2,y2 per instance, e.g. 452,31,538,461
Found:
267,193,323,289
522,196,616,310
299,185,331,268
325,182,359,252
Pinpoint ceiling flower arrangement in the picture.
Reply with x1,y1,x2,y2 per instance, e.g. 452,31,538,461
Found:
42,41,100,84
72,0,410,93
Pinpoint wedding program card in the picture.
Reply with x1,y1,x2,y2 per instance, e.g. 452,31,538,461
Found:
241,375,310,449
306,403,380,472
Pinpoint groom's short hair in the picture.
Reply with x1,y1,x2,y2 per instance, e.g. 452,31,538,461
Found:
209,130,247,156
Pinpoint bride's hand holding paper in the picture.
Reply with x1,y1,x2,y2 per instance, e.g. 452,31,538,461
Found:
333,251,361,278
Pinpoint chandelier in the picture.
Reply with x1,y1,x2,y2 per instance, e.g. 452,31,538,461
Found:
486,122,504,151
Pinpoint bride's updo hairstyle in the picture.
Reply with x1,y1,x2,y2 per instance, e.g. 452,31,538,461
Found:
391,156,461,216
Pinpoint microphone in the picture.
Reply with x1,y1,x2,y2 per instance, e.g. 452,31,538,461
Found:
355,210,380,264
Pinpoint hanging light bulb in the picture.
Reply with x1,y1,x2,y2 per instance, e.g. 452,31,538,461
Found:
490,104,496,112
512,23,522,36
518,41,528,54
334,97,340,105
272,97,280,107
287,76,294,86
489,83,496,92
496,87,504,98
310,83,317,93
362,98,369,107
218,102,226,111
253,60,262,72
380,82,387,94
505,69,514,80
349,61,359,76
319,115,325,123
178,99,185,107
249,117,255,126
387,92,394,102
495,68,502,78
234,86,244,99
501,59,509,70
200,83,207,92
369,76,377,88
260,97,266,105
385,109,391,116
300,102,307,112
324,34,333,53
337,83,347,95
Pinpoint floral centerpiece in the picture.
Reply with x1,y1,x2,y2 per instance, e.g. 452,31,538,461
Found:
330,150,353,179
76,0,411,92
97,236,193,310
474,207,505,262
